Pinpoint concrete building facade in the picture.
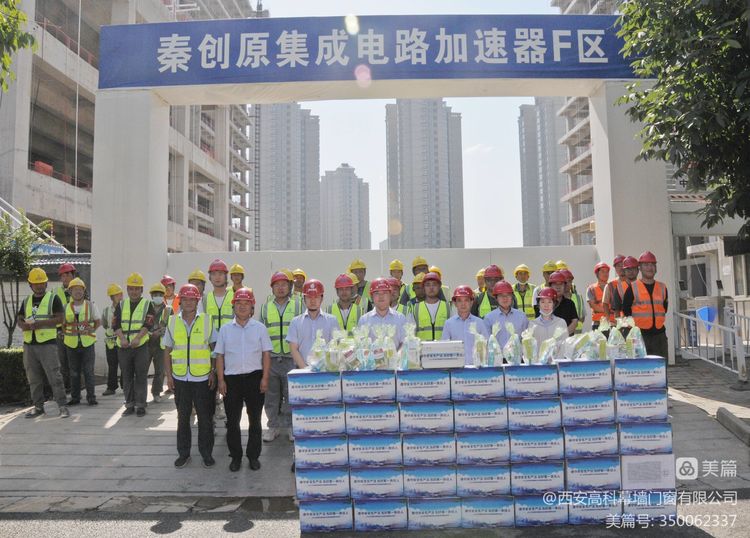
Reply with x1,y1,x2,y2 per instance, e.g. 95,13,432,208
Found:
320,164,371,251
385,99,464,250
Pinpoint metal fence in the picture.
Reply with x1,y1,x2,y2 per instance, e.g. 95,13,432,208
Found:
675,311,747,382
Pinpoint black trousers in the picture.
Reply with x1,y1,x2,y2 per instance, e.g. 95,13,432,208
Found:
105,346,121,391
174,378,214,459
224,371,265,461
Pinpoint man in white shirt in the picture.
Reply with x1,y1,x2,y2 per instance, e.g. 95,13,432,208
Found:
215,288,272,473
357,278,407,348
287,280,340,371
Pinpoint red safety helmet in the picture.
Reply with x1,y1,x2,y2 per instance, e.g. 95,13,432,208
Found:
303,279,324,297
548,271,567,284
232,287,256,305
58,263,76,275
491,281,514,296
422,272,442,285
622,256,640,269
538,287,558,301
369,278,392,294
161,275,176,287
559,269,574,281
594,262,610,275
178,283,201,299
386,277,401,290
334,273,355,289
484,264,503,279
452,285,475,301
613,254,626,266
270,271,291,286
208,259,229,273
639,251,657,264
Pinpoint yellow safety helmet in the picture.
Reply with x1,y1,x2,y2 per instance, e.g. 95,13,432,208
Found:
475,268,485,278
389,259,404,271
413,272,425,284
107,283,123,297
514,264,531,278
149,282,166,295
542,260,558,273
279,268,294,281
27,267,48,284
349,258,366,271
126,272,144,287
346,271,360,285
67,277,86,290
429,265,443,279
555,260,569,270
292,268,307,280
412,256,428,269
187,269,207,283
229,263,245,276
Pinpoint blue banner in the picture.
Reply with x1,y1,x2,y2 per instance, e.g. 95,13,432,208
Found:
99,14,632,89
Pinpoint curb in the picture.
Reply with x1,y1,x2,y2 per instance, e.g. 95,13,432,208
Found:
717,407,750,446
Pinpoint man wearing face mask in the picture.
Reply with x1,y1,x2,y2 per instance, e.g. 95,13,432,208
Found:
148,283,171,403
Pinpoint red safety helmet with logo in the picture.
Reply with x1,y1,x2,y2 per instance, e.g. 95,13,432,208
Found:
232,287,256,305
559,269,574,281
208,259,229,273
484,264,503,279
178,284,201,299
491,281,514,296
548,271,567,284
452,285,475,301
538,287,558,301
613,254,626,266
303,279,324,297
422,271,442,285
594,262,610,275
369,278,392,294
386,277,401,290
161,275,176,287
334,274,355,289
638,251,657,264
270,271,291,286
58,263,76,275
622,256,640,269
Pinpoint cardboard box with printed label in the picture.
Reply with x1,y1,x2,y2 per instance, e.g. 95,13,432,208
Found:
504,365,559,398
292,404,346,437
288,370,341,405
456,431,510,465
354,498,407,532
461,496,515,528
456,465,511,496
345,403,400,435
453,399,508,432
399,401,454,434
294,434,348,469
396,369,451,402
342,370,396,403
450,367,505,400
407,497,462,530
299,499,353,533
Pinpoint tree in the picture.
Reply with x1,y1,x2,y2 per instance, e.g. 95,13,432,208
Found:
617,0,750,237
0,0,35,91
0,213,52,347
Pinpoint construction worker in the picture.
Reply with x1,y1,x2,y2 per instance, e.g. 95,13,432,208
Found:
561,269,586,333
18,268,68,418
602,254,627,320
399,256,429,305
327,274,363,334
62,277,100,406
163,284,217,469
148,282,171,403
229,264,245,293
388,277,410,315
556,260,569,271
539,271,579,336
288,280,339,371
260,271,302,443
429,265,450,301
513,264,535,320
215,287,271,472
532,260,558,305
611,256,640,318
622,251,669,358
587,263,611,330
358,277,408,347
101,284,123,396
188,269,207,299
113,272,156,417
204,259,234,420
471,264,503,318
413,272,451,341
474,268,485,295
162,275,179,313
530,287,569,352
389,259,406,297
56,263,76,394
442,285,488,364
349,259,371,312
484,281,529,348
292,268,306,299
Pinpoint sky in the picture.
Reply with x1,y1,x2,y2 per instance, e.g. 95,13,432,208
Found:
261,1,559,248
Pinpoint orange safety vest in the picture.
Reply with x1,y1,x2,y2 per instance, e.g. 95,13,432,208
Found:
605,278,629,318
630,279,667,330
588,282,607,323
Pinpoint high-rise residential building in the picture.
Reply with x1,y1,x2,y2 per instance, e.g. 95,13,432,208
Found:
251,103,321,251
0,0,257,253
385,99,464,249
320,164,371,250
519,97,568,246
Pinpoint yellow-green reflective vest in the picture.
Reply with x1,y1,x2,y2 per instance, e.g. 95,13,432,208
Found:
478,292,494,319
117,298,149,348
63,301,97,348
205,289,234,332
55,286,69,328
514,283,536,320
102,304,116,350
23,292,57,344
169,313,212,377
414,300,450,341
571,292,584,333
396,302,411,316
327,302,362,335
261,298,301,354
355,281,371,308
157,305,172,350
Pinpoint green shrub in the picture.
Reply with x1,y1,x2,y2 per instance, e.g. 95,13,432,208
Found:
0,348,30,404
